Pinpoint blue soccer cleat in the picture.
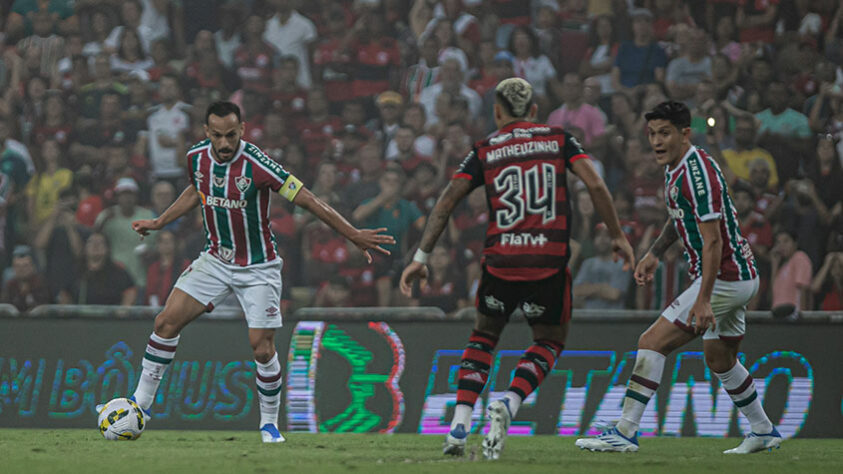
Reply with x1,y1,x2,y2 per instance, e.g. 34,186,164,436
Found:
260,423,286,443
575,425,639,452
443,423,468,456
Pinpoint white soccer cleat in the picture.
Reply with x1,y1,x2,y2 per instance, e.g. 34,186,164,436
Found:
575,425,639,452
260,423,286,443
723,427,782,454
443,423,468,456
482,400,512,460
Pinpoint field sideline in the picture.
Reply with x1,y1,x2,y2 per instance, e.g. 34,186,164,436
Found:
1,429,841,474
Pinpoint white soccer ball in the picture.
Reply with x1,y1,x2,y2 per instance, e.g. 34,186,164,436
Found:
97,397,146,440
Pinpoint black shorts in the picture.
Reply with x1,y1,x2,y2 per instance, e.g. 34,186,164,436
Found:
475,267,572,326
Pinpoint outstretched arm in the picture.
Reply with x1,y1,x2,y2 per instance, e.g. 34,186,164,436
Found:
132,185,200,236
294,186,395,263
399,179,473,296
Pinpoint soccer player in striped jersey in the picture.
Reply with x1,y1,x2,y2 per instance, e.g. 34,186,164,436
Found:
127,101,394,443
400,78,635,460
576,101,781,454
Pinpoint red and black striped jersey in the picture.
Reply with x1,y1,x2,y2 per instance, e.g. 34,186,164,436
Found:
454,121,588,281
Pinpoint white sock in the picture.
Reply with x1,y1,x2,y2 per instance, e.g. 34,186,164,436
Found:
133,332,180,411
450,404,473,432
255,353,282,428
714,361,773,434
503,391,522,418
616,349,665,438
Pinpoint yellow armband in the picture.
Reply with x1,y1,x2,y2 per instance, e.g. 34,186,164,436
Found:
278,174,303,202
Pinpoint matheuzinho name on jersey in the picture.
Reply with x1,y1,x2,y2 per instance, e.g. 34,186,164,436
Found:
486,140,559,163
200,191,247,209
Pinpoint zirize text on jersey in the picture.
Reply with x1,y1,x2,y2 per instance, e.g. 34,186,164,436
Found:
187,139,303,267
453,122,589,281
664,146,757,282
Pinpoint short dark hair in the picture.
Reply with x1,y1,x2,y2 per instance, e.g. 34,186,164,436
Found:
205,101,242,124
644,101,691,130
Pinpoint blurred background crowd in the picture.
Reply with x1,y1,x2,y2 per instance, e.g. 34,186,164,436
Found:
0,0,842,317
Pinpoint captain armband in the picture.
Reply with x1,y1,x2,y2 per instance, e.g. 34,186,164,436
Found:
278,174,303,202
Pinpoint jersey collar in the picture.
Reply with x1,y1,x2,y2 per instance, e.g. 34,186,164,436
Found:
665,144,696,178
498,121,536,134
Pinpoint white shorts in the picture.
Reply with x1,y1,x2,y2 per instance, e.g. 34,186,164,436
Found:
174,252,284,328
661,277,759,341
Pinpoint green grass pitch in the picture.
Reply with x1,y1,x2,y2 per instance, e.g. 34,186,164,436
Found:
1,429,842,474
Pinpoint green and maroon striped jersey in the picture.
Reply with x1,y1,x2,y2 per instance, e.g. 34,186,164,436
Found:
186,139,302,266
664,146,757,282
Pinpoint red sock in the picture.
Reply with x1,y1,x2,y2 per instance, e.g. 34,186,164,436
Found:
508,340,564,400
456,330,499,406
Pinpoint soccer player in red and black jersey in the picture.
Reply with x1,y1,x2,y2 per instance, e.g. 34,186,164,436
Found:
400,78,635,460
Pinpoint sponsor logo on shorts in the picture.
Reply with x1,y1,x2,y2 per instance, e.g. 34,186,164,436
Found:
521,302,546,319
484,295,505,313
266,306,279,316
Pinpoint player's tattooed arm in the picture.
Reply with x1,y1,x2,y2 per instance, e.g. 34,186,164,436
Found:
417,179,473,252
648,220,678,259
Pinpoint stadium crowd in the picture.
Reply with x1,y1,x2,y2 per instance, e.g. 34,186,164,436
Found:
0,0,841,316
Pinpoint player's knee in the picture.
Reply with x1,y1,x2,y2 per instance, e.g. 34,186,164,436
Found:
252,344,275,364
637,331,665,352
153,312,180,338
705,352,735,373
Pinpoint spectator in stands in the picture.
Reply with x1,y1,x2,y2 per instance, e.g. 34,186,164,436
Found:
811,249,843,311
77,53,128,120
149,180,178,231
33,92,72,149
348,7,400,100
144,74,190,185
508,26,557,115
267,55,308,126
263,0,317,88
59,231,137,306
213,1,244,70
25,138,72,230
408,243,468,315
4,0,78,42
233,15,277,95
144,229,189,307
105,0,150,54
612,8,667,94
736,0,778,44
95,177,155,293
808,135,843,229
352,164,425,306
666,27,712,103
579,14,618,96
110,28,154,78
756,80,813,182
403,33,440,102
313,6,353,110
418,57,481,126
82,10,112,58
572,224,631,310
0,116,34,251
771,230,813,315
1,245,50,310
296,88,342,164
722,115,779,189
343,141,384,207
547,72,607,147
367,91,404,151
402,103,436,158
32,187,85,301
16,9,64,79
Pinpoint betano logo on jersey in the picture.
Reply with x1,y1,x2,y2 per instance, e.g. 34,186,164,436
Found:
198,191,247,209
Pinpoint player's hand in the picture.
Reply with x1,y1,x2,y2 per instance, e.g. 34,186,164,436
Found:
687,299,715,335
132,218,162,238
634,252,659,286
399,261,428,297
350,227,395,264
612,235,636,271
